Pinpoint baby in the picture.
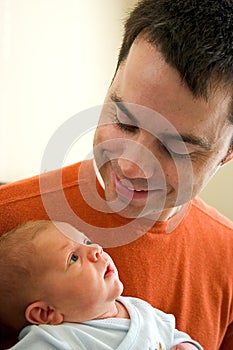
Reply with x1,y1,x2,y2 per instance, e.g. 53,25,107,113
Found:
0,220,203,349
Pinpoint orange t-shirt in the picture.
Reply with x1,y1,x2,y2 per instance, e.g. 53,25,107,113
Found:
0,159,233,350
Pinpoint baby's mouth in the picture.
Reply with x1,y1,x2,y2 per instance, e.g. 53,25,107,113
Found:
104,263,114,278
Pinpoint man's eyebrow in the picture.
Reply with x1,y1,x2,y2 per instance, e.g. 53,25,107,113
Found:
159,133,212,151
110,93,211,150
110,93,138,124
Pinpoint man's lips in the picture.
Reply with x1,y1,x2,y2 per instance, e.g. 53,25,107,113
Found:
114,175,151,201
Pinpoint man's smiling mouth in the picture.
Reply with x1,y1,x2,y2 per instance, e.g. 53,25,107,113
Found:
114,175,164,203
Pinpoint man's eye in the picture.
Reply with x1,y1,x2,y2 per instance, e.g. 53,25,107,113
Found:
169,150,191,159
164,146,191,159
160,143,191,160
114,114,138,133
69,254,78,265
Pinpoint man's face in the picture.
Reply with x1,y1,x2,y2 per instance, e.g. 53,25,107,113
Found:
94,39,233,221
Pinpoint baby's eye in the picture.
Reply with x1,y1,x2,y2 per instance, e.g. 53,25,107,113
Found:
69,254,78,265
85,239,93,245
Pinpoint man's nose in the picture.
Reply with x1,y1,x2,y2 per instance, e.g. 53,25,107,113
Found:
118,138,157,179
117,158,149,179
86,244,103,262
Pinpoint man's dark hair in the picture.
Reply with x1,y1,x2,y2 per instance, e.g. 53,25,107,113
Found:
117,0,233,104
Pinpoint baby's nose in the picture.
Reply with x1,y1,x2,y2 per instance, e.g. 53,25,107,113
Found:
87,244,103,262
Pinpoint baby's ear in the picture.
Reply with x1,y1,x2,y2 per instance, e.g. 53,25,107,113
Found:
25,301,64,325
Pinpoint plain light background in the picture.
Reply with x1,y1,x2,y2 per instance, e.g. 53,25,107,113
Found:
0,0,134,180
0,0,232,220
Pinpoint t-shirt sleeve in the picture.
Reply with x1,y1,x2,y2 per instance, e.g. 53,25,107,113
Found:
173,328,204,349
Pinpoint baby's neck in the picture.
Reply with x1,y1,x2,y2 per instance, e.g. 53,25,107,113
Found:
115,300,130,319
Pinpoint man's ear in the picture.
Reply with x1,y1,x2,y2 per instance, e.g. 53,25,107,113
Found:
25,301,64,325
221,147,233,166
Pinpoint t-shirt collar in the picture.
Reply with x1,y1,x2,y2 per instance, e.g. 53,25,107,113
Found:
93,158,105,189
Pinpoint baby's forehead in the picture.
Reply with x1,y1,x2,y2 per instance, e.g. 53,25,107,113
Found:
53,222,88,243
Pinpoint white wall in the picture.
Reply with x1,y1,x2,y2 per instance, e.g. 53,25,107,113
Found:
0,0,131,182
200,162,233,220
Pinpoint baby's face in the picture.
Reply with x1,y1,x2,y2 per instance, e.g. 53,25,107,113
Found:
32,222,123,322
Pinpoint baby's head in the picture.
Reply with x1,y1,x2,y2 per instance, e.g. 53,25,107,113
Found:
0,221,50,330
0,220,123,331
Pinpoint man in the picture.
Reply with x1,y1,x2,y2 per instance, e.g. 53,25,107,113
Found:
1,1,233,349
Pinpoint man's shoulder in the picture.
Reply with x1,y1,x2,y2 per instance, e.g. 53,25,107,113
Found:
0,160,95,235
191,197,233,231
0,160,91,205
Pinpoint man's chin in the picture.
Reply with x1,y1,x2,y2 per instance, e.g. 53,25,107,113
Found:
106,197,164,221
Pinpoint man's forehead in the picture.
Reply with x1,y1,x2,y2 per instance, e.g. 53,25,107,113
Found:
112,37,233,128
